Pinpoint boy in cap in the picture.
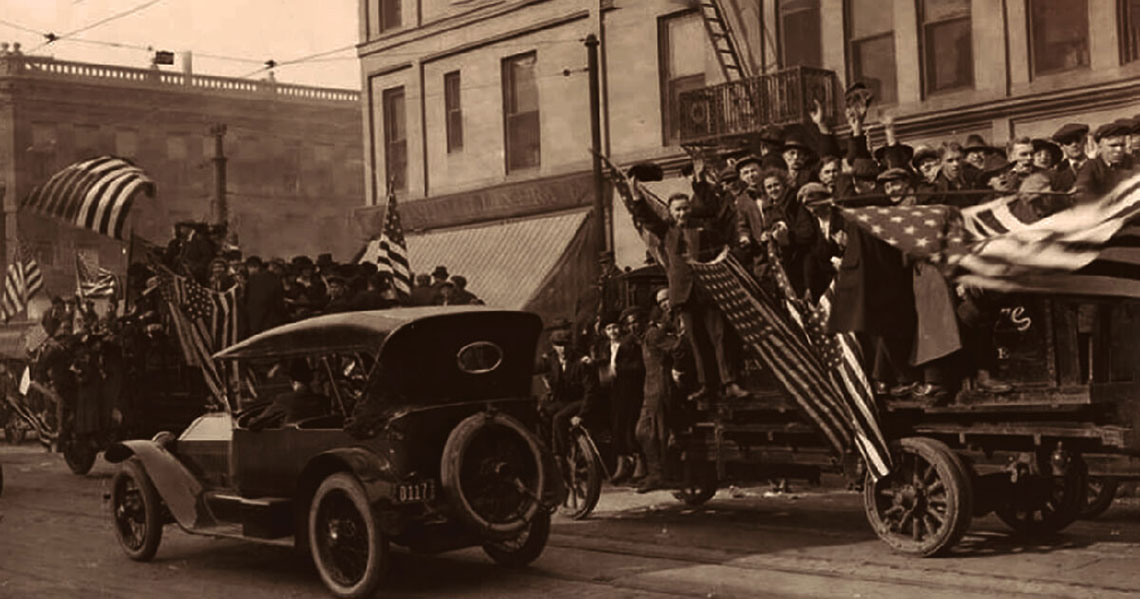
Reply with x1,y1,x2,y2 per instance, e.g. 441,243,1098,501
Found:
1075,120,1137,204
536,328,602,460
1051,123,1089,191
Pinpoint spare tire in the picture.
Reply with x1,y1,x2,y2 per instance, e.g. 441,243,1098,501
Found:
440,412,547,539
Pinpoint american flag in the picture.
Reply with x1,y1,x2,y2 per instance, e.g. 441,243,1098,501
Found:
843,174,1140,298
2,244,45,323
599,152,892,479
358,189,412,297
75,249,119,299
158,270,242,404
21,156,155,240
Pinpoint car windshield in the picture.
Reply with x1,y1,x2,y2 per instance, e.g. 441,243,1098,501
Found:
235,351,375,417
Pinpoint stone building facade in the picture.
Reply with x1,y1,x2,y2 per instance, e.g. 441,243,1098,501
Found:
0,49,364,298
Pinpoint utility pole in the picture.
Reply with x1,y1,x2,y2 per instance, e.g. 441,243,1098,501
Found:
210,124,228,228
585,34,610,269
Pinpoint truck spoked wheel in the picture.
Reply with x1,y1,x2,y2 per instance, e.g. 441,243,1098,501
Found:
441,412,548,540
1079,476,1119,520
863,437,973,557
996,455,1087,535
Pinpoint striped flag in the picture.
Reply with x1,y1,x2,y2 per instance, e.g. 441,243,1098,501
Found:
75,249,119,299
843,174,1140,298
21,156,155,240
2,244,45,322
158,270,242,404
599,153,892,479
358,189,412,296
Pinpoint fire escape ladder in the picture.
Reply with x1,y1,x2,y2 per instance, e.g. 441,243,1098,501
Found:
698,0,751,83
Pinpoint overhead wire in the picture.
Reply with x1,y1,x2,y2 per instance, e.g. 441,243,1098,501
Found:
0,17,44,36
32,0,166,52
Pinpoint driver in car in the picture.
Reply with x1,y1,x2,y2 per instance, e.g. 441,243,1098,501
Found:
246,360,327,430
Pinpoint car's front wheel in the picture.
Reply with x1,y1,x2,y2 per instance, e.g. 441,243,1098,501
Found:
309,473,389,599
110,458,163,561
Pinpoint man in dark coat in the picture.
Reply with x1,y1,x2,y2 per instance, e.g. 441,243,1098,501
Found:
628,188,749,402
798,183,845,301
636,289,682,493
244,256,285,335
609,307,647,483
408,273,438,306
181,223,217,284
247,360,327,430
735,160,819,296
449,276,479,304
536,329,602,458
323,276,355,314
1051,123,1090,192
1075,120,1136,205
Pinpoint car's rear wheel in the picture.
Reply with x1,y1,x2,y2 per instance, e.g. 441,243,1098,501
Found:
110,458,163,561
482,508,551,567
441,412,548,539
309,473,388,599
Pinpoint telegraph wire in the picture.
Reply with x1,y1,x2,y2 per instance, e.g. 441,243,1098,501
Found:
33,0,165,52
0,18,44,36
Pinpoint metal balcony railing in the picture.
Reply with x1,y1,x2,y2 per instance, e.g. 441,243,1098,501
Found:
678,66,842,147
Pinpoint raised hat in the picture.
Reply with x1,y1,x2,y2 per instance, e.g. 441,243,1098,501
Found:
1051,123,1089,144
876,167,913,184
1094,120,1131,141
718,166,739,183
1031,138,1063,166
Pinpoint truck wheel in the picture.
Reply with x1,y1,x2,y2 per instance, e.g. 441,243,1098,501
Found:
863,437,973,557
996,455,1087,535
110,458,164,561
1079,476,1119,520
483,508,551,567
559,430,601,520
309,473,388,599
64,439,97,475
441,412,548,539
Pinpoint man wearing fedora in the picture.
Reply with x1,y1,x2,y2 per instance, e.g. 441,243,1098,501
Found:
1051,123,1089,191
1075,120,1136,204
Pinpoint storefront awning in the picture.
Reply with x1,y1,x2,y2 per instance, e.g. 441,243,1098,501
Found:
406,209,591,310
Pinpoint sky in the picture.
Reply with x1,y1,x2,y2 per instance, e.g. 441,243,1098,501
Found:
0,0,361,89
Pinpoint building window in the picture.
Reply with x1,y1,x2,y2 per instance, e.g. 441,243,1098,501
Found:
1029,0,1089,76
659,11,707,144
919,0,973,94
1121,0,1140,64
444,71,463,153
502,52,540,172
846,0,897,104
380,0,401,33
779,0,821,68
382,86,408,191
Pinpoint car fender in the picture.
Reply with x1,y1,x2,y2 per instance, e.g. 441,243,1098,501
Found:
297,447,398,507
105,440,215,530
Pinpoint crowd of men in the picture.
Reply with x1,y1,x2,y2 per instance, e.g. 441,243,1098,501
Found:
539,83,1140,493
160,221,481,336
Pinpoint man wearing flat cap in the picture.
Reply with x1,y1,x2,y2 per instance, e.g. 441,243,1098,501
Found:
536,327,601,460
1075,120,1136,204
1051,123,1089,191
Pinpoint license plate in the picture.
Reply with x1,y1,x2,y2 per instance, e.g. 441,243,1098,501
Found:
395,480,435,504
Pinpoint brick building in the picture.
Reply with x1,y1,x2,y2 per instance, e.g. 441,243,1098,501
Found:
0,48,364,302
355,0,1140,307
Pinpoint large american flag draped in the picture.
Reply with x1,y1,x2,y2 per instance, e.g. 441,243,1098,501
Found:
75,249,119,299
358,189,412,296
842,174,1140,297
599,153,892,478
21,156,155,240
2,244,45,323
158,270,242,404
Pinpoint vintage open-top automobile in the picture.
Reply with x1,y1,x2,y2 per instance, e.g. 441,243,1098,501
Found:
104,306,563,598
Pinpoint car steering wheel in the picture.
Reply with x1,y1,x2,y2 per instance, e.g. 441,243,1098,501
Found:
235,400,273,429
